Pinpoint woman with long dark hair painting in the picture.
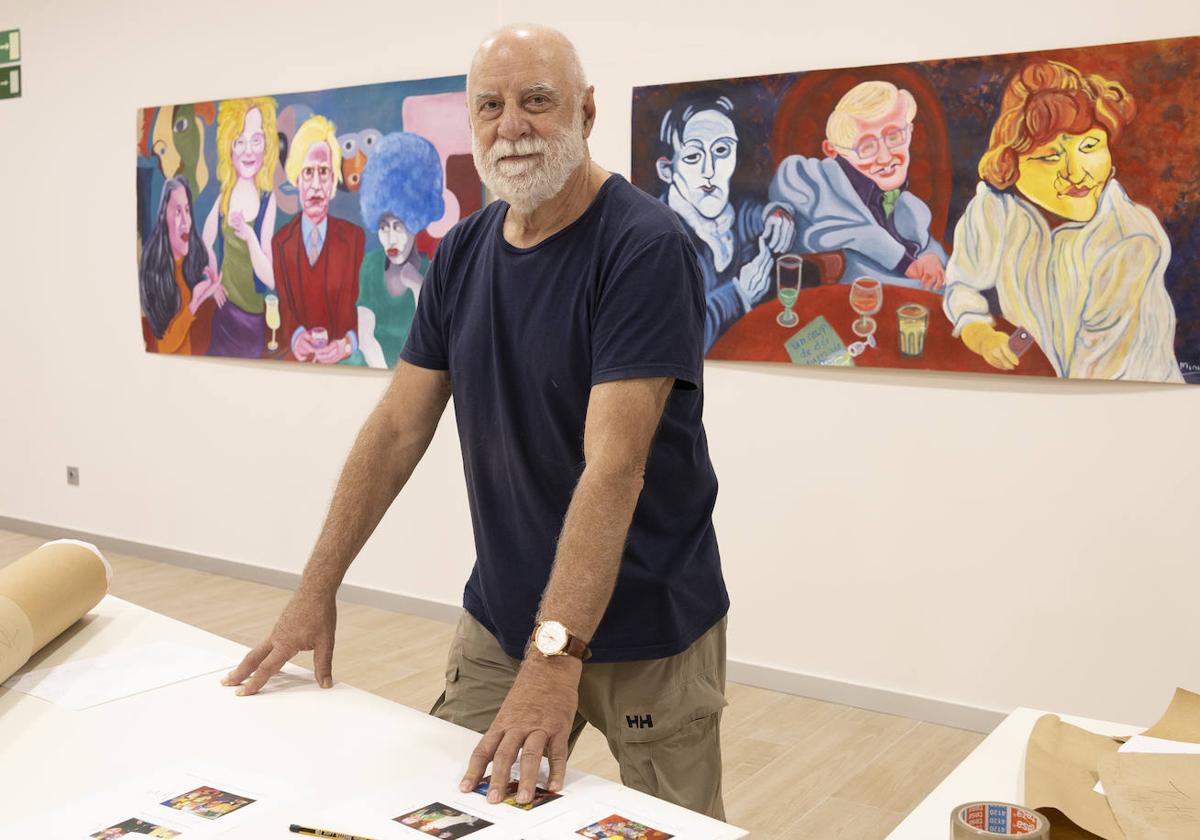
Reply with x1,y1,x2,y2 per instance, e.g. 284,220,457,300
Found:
139,176,224,355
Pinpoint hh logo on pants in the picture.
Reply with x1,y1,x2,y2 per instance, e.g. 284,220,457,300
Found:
626,714,654,729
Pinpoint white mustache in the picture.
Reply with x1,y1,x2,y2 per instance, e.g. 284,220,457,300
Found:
485,136,549,165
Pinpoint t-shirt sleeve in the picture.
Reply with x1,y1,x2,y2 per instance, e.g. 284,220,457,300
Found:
399,239,450,371
591,231,705,390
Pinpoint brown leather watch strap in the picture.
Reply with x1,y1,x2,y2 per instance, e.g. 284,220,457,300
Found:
563,633,592,661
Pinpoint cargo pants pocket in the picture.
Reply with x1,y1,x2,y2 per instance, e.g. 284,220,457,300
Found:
609,672,728,821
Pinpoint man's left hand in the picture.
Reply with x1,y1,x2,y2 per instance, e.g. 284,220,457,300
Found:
314,337,351,365
459,655,580,804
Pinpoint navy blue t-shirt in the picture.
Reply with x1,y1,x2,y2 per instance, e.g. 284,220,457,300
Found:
400,174,727,663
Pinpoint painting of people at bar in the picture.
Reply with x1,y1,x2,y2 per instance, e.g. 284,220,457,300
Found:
137,75,483,368
632,36,1200,383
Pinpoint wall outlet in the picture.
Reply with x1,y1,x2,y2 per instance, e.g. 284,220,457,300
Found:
66,466,80,486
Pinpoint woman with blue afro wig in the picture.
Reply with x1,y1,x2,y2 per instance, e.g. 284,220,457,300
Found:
349,132,445,368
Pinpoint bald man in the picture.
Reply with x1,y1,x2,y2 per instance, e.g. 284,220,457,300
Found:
223,24,729,819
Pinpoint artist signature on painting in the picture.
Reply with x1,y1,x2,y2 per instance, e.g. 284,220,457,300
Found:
1180,362,1200,374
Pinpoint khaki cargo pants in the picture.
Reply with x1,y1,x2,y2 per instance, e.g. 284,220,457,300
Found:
430,612,728,820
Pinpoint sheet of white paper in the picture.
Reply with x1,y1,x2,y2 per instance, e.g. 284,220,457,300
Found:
1094,735,1200,794
306,770,738,840
1,761,293,838
2,640,234,709
527,799,687,840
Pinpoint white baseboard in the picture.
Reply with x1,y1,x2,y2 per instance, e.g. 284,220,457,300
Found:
0,515,1003,733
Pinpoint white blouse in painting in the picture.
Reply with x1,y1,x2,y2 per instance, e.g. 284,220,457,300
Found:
944,179,1182,382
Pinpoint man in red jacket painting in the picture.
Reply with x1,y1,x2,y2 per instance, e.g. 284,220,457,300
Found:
272,114,365,363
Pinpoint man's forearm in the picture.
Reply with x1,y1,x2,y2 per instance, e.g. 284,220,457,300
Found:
298,369,451,599
535,466,645,647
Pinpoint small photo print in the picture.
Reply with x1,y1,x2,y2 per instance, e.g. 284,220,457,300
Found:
394,802,493,838
576,814,674,840
90,817,181,839
473,776,563,810
161,784,256,819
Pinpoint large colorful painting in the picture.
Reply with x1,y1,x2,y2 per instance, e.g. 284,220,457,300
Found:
632,37,1200,383
137,75,482,367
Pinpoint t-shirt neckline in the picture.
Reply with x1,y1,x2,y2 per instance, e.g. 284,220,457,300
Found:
496,173,620,255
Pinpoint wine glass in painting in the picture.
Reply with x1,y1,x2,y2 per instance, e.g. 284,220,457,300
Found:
776,254,803,327
849,277,882,337
263,294,281,352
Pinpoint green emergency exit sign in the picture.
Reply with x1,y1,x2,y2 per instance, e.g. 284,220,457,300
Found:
0,30,18,64
0,65,18,100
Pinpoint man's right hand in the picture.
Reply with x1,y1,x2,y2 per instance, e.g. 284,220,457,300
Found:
293,329,317,362
222,590,337,695
904,253,946,291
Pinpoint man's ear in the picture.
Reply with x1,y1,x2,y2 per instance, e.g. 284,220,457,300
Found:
821,139,839,159
655,157,673,184
582,86,597,138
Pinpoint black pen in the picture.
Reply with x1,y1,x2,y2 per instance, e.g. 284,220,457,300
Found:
289,823,379,840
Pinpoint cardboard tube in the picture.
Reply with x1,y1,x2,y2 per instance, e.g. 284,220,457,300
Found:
0,540,110,683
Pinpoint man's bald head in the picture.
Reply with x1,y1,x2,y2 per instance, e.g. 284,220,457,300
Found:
469,24,589,103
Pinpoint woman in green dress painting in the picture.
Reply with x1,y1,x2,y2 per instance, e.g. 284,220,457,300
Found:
349,132,445,368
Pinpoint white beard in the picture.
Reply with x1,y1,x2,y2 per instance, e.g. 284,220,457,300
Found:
472,108,586,213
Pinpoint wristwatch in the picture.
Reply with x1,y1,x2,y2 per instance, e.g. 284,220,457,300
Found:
530,620,592,661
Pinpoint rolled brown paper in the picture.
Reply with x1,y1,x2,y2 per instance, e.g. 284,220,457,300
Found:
0,540,111,683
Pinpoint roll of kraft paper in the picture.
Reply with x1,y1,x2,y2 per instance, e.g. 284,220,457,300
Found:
0,540,112,683
951,802,1050,839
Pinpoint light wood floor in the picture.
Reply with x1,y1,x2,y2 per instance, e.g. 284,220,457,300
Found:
0,528,983,839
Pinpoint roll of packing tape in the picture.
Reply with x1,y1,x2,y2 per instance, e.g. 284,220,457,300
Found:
951,802,1050,838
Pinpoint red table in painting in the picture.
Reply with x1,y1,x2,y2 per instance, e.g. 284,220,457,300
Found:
707,285,1056,377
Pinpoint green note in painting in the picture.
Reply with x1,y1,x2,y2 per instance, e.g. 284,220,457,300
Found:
0,65,18,100
0,30,18,65
785,316,854,367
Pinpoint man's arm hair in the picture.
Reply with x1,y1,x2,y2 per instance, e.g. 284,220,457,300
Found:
534,376,674,646
297,361,452,598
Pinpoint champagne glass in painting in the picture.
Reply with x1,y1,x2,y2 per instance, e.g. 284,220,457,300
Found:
776,254,803,328
849,277,882,337
263,294,281,352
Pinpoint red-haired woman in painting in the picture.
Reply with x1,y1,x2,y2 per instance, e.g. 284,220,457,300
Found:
943,60,1182,382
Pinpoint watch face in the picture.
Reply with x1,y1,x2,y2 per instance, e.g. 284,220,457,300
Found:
536,621,568,654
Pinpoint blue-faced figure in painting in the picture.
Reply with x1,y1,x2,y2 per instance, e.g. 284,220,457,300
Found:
769,80,948,292
349,132,446,369
654,92,796,351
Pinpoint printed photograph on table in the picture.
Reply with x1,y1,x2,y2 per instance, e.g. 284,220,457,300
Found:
473,776,563,810
161,784,255,819
575,813,674,840
91,817,181,839
632,36,1200,383
395,802,493,838
137,75,483,368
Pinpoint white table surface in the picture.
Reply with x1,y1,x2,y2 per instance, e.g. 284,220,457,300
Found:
884,706,1141,839
0,595,745,839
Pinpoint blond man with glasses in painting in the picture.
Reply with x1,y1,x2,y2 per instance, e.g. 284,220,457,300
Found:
769,80,948,291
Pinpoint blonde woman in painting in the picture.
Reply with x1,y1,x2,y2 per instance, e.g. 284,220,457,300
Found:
203,96,280,358
943,60,1182,381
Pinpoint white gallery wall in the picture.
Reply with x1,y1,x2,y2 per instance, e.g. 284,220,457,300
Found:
1,0,1198,728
